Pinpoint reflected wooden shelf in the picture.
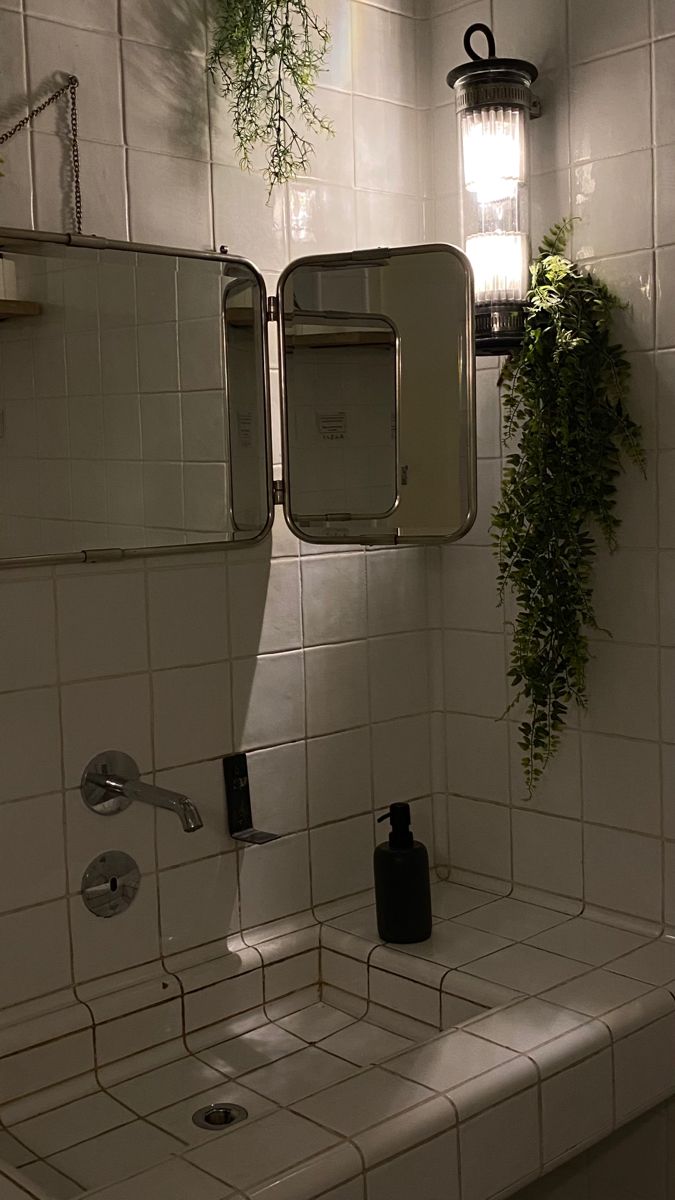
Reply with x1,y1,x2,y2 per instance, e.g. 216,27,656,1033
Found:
0,299,42,320
286,331,394,349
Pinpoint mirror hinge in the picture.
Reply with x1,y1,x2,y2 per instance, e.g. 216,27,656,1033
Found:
272,479,285,505
267,296,279,322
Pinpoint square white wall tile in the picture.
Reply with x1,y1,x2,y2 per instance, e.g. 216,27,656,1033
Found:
289,182,357,256
582,643,659,740
57,572,148,681
153,662,232,769
446,713,509,804
128,152,212,250
229,560,302,656
372,714,430,805
443,630,506,718
305,642,369,737
592,252,655,355
354,98,420,195
239,832,311,928
120,0,206,50
591,548,658,645
366,548,428,636
0,794,65,913
308,726,372,824
148,565,229,668
570,48,651,163
581,732,660,835
233,651,305,749
0,580,56,691
122,42,209,162
369,632,429,722
584,824,662,921
0,900,71,1006
352,6,418,106
355,191,422,248
159,853,239,953
301,555,367,646
512,810,583,900
569,0,650,62
0,687,62,802
213,165,287,272
449,796,511,881
574,152,653,261
310,813,374,904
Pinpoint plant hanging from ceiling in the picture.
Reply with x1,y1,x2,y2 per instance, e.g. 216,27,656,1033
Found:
208,0,333,190
492,219,646,796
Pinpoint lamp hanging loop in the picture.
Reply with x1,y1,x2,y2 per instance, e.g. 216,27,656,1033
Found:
463,23,497,60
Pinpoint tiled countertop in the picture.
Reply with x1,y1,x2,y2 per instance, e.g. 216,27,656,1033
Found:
3,880,675,1200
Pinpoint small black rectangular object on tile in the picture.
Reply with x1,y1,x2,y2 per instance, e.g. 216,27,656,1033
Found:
223,752,279,844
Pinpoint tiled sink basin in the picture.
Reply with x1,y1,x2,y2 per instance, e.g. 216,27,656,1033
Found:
3,880,675,1200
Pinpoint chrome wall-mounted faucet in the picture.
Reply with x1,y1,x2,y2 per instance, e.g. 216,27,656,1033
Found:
81,750,203,832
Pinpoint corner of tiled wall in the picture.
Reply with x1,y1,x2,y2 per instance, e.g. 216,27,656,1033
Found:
437,0,675,936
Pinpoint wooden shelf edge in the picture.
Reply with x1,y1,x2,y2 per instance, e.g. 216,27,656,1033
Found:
0,299,42,320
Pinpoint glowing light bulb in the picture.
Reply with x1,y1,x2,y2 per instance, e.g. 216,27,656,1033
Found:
465,232,529,303
461,107,525,205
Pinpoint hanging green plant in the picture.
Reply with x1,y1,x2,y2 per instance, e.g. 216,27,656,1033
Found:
492,219,646,796
208,0,333,190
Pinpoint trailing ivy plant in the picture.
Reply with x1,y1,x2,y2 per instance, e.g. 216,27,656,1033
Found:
208,0,332,190
492,219,645,796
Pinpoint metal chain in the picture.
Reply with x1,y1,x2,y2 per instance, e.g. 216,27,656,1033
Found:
0,74,82,234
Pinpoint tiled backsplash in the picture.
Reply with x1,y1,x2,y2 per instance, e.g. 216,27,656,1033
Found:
0,0,435,1012
435,0,675,929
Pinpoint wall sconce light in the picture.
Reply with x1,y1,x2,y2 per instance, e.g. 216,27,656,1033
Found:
447,24,540,356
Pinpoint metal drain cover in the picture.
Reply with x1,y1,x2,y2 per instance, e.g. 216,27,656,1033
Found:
192,1103,248,1131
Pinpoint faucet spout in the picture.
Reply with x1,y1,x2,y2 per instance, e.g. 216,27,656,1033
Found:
124,779,204,832
81,751,204,833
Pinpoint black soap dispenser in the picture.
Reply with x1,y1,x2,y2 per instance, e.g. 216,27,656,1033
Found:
374,802,432,943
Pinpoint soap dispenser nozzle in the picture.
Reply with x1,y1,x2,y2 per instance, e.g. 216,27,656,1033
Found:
377,801,414,849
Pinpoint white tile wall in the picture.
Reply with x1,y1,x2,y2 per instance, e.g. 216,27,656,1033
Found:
0,0,438,1017
429,0,675,934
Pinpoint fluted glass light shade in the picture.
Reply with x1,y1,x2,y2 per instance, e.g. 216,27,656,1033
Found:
447,24,538,355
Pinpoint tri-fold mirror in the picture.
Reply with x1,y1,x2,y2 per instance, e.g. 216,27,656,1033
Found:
0,228,476,566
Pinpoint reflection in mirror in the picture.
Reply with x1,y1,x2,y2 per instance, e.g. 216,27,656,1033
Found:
279,245,475,545
285,312,399,521
0,231,272,565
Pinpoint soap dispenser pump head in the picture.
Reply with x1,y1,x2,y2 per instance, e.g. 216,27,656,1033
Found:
377,801,414,849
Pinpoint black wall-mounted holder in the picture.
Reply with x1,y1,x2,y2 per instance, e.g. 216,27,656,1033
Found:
223,752,280,844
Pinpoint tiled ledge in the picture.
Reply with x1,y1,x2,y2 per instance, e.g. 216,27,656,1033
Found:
3,882,675,1200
